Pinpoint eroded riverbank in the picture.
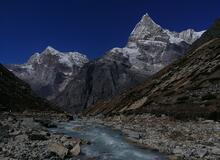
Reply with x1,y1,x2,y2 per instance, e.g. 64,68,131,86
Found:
84,114,220,160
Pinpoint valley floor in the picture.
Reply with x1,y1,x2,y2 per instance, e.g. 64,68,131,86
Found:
85,114,220,160
0,112,93,160
1,111,220,160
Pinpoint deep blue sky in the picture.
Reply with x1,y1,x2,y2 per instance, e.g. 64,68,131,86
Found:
0,0,219,64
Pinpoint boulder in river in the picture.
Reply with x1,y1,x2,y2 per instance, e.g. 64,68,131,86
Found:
48,143,68,159
70,142,80,156
35,119,57,128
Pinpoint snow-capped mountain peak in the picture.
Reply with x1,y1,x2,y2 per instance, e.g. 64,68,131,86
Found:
42,46,60,55
7,46,89,100
25,46,89,68
112,13,205,74
130,13,162,41
66,52,89,67
129,13,205,45
140,13,160,28
27,52,40,65
179,29,205,44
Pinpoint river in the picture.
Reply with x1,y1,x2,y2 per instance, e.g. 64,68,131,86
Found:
50,120,167,160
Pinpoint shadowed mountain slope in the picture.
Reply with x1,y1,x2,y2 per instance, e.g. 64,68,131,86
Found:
0,64,55,112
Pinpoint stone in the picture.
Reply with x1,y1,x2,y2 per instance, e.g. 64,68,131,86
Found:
9,130,21,136
211,147,220,155
15,134,28,142
114,125,122,130
48,143,68,159
8,116,15,122
122,129,141,139
63,141,74,150
168,155,181,160
61,136,81,150
80,139,91,145
70,143,80,156
60,135,68,142
21,118,42,130
66,115,74,121
61,135,80,143
39,131,50,137
72,126,82,131
202,120,214,123
173,146,184,155
126,137,140,143
28,133,48,141
197,148,208,158
36,119,57,128
0,124,9,141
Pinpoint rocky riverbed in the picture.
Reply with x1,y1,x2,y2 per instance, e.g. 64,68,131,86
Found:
0,112,93,160
85,114,220,160
1,111,220,160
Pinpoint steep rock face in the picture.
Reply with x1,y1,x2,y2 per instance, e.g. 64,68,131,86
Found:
55,52,147,113
55,14,204,112
6,46,89,100
85,19,220,120
0,64,53,112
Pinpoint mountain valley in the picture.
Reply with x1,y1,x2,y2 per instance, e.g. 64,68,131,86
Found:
1,9,220,160
6,14,205,113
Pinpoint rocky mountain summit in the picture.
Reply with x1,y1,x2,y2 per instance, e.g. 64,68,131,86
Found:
55,13,204,112
111,13,204,75
86,18,220,120
6,46,89,100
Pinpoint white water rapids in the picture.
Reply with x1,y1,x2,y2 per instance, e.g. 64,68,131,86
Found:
50,120,167,160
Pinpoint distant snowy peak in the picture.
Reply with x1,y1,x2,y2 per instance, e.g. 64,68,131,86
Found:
7,46,89,100
27,46,89,67
129,13,205,45
43,46,60,55
164,29,205,44
27,52,40,65
108,13,205,74
66,52,89,67
129,13,162,41
179,29,205,44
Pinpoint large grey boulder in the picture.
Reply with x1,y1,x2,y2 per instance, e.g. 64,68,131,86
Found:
70,143,80,156
48,143,69,159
